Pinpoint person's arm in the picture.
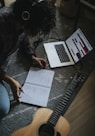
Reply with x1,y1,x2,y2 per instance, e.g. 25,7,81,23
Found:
31,55,46,68
19,33,46,68
0,67,23,100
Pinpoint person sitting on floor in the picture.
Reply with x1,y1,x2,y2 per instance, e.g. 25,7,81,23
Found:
0,0,55,119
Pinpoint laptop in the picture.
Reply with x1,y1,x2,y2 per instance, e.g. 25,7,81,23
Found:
43,28,93,68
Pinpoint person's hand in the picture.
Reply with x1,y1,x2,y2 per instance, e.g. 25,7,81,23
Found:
9,78,23,100
32,55,46,69
2,73,23,102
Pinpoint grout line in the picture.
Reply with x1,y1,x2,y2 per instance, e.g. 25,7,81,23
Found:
2,107,37,120
12,71,27,78
49,94,63,101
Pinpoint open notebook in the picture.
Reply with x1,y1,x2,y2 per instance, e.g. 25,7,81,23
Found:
43,28,93,68
19,68,54,107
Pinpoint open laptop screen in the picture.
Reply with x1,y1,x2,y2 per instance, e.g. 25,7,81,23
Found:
66,28,93,63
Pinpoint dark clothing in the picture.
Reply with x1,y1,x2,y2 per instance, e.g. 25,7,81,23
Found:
0,4,36,77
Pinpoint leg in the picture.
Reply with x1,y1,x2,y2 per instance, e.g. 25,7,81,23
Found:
0,82,10,120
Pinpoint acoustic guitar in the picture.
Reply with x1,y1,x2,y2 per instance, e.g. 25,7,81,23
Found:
11,72,86,136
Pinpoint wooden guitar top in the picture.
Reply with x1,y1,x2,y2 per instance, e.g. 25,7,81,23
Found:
11,108,70,136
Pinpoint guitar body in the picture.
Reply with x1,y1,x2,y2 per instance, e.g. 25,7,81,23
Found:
11,108,70,136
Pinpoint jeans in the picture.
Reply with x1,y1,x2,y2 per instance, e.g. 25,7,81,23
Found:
0,82,10,120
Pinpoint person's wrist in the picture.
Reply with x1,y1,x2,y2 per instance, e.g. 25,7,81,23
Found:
32,55,36,60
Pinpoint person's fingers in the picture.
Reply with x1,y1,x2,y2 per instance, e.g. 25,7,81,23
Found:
38,59,46,68
39,61,43,68
41,60,46,68
19,87,23,92
16,87,23,98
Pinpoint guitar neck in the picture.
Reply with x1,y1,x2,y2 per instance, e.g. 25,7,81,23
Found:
48,72,86,126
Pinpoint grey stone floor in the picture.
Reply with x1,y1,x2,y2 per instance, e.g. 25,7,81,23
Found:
0,7,95,136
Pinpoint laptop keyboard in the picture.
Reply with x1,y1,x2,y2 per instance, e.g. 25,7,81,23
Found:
54,44,70,62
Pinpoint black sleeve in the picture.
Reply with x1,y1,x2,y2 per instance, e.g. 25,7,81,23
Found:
18,33,36,57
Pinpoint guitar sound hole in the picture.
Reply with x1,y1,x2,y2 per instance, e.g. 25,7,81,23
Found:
38,123,56,136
